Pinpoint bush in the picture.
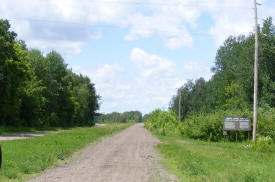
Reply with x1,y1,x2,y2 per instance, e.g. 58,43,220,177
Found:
144,109,184,136
183,108,275,141
183,112,223,141
257,107,275,140
245,136,274,152
145,107,275,141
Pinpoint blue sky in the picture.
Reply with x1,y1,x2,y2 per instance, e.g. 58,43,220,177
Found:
1,0,274,114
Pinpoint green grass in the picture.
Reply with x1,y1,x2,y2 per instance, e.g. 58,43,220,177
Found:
155,135,275,182
0,123,132,182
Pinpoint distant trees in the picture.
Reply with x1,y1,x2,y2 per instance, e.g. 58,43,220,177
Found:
0,19,100,127
122,111,142,122
98,111,142,123
170,17,275,121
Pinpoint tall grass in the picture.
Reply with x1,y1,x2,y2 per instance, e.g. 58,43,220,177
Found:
156,135,275,182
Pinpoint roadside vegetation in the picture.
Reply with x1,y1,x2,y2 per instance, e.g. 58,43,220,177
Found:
0,19,100,128
156,135,275,182
145,110,275,182
144,18,275,182
0,123,131,181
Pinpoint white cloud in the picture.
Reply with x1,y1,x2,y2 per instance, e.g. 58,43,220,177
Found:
71,48,214,114
165,33,193,49
200,0,275,45
130,48,184,111
71,49,189,114
0,0,133,54
124,7,194,49
2,0,274,53
130,48,175,79
28,40,84,54
92,63,125,89
182,61,213,80
205,0,254,45
72,62,133,112
1,0,199,52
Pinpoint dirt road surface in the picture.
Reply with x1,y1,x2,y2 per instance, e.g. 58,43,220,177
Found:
27,123,177,182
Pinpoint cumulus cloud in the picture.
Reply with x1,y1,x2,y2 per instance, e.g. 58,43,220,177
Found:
182,61,213,80
0,0,133,54
123,5,195,49
71,49,189,113
130,48,175,79
202,0,275,45
165,33,193,49
1,0,274,53
72,62,134,112
130,48,185,111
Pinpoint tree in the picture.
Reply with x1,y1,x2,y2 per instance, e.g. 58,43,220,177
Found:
0,19,100,127
0,20,32,125
169,17,275,119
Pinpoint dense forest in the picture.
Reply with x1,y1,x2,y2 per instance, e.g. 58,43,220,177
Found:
0,19,100,127
145,18,275,141
98,111,142,123
170,17,274,120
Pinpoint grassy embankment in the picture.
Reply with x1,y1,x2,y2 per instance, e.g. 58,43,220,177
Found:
0,122,132,182
144,110,275,182
155,135,275,182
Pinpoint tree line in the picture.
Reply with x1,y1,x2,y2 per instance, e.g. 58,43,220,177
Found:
145,18,274,141
0,19,100,127
170,17,275,121
98,111,142,123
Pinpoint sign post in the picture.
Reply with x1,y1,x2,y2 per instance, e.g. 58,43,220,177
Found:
223,117,251,141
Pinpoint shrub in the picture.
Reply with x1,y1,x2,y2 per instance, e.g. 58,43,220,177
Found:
245,136,274,152
145,107,275,141
144,109,183,136
257,107,275,140
183,108,275,141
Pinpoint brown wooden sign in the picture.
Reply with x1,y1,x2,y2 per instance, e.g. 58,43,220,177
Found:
223,117,251,131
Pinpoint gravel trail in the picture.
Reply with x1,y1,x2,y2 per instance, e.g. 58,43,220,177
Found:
27,123,177,182
0,131,60,141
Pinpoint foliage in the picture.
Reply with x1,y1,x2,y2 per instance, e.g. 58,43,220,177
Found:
183,107,275,141
122,111,142,122
246,136,274,152
0,123,131,181
142,113,150,122
144,107,275,141
144,109,184,136
0,19,100,127
98,111,142,123
163,17,275,142
0,20,32,126
170,18,275,121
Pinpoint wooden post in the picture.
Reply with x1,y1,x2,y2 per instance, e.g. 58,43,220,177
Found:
252,0,259,142
178,88,181,122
